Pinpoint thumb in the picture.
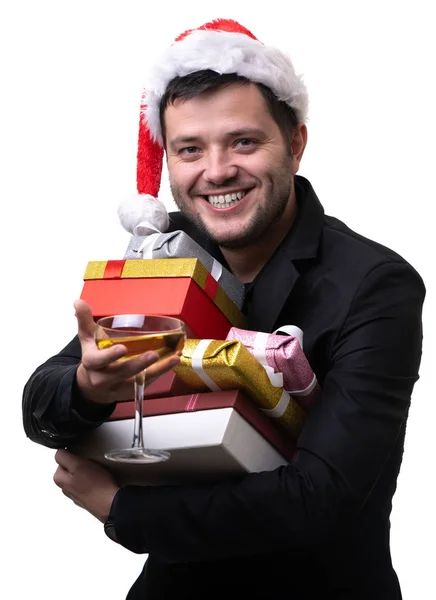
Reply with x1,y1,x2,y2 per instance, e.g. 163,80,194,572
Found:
74,299,97,345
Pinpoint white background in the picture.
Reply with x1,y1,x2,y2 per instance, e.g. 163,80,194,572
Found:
1,1,434,598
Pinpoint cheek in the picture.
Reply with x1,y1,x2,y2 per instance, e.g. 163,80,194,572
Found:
239,152,277,179
168,160,201,192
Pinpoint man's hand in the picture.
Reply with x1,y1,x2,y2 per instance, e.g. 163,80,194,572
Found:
74,299,181,404
54,449,120,523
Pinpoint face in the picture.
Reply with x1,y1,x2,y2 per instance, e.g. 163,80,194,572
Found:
164,83,305,250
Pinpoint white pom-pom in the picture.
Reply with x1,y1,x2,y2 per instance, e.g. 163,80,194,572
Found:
118,194,169,235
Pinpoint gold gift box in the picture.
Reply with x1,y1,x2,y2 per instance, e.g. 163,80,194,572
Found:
174,339,307,440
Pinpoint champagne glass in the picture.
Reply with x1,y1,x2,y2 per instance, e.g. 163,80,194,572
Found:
94,314,186,463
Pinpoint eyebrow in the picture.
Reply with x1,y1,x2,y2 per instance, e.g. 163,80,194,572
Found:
226,128,267,138
169,135,202,151
168,128,267,151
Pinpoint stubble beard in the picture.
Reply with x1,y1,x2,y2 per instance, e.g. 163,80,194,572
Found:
170,157,294,250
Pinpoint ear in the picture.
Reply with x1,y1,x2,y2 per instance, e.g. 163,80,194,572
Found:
291,123,308,174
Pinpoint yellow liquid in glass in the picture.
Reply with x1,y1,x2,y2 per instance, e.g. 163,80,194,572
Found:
97,331,185,361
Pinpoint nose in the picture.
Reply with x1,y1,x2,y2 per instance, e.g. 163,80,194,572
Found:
203,149,238,184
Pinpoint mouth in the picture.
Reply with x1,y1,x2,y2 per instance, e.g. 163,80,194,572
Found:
203,190,250,209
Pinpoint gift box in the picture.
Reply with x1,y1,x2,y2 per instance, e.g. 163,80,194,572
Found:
143,370,193,399
80,258,245,339
69,390,292,486
124,231,245,310
226,326,321,413
173,339,307,440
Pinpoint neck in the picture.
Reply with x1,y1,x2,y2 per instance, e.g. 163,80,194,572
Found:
220,195,297,284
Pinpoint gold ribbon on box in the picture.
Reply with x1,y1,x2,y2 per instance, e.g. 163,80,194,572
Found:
83,258,245,328
174,339,307,439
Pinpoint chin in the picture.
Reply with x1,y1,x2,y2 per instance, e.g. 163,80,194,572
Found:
215,239,247,250
209,228,261,250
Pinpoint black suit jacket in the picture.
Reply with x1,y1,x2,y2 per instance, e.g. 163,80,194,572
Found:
23,176,425,599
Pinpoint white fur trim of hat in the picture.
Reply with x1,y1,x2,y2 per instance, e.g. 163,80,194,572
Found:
118,18,308,234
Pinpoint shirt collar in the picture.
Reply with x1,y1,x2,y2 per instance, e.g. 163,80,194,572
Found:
279,175,324,261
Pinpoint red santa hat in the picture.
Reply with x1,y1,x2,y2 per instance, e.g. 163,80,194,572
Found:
118,18,309,235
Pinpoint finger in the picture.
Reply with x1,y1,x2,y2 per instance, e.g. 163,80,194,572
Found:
144,353,181,385
74,299,129,365
76,349,162,404
54,448,85,472
100,352,174,402
74,299,98,349
83,348,161,381
53,464,69,487
108,350,161,378
105,351,175,390
81,342,129,371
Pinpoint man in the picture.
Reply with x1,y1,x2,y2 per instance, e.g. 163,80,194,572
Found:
23,19,425,600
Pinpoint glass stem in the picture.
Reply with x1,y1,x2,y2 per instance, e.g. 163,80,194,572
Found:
132,369,146,449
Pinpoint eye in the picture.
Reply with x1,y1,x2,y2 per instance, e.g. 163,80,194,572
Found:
234,138,257,150
179,146,200,156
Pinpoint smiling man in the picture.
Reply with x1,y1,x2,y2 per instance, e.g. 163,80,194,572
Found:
164,75,306,283
23,18,425,600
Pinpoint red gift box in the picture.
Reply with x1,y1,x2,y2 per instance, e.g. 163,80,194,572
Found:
143,371,193,399
70,390,294,486
80,258,245,339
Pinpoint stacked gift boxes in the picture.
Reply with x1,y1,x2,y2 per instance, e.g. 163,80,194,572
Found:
79,255,246,403
173,338,307,440
72,390,293,486
73,247,319,484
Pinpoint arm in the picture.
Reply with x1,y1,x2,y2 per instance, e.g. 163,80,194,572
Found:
22,300,180,449
107,262,425,561
22,334,115,449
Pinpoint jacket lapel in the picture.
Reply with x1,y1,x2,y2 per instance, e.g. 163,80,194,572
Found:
246,176,325,332
247,250,300,332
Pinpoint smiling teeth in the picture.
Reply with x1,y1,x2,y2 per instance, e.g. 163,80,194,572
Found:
207,191,246,208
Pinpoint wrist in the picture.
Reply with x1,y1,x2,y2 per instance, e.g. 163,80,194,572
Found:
72,368,116,420
76,364,106,405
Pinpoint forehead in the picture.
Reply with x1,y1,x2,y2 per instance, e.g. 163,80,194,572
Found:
164,83,276,140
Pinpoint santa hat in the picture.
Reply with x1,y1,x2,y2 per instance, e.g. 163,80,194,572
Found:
118,18,309,236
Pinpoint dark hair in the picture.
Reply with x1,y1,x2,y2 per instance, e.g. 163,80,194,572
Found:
159,70,298,153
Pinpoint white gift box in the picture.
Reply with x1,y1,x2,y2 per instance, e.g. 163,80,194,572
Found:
70,391,293,486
